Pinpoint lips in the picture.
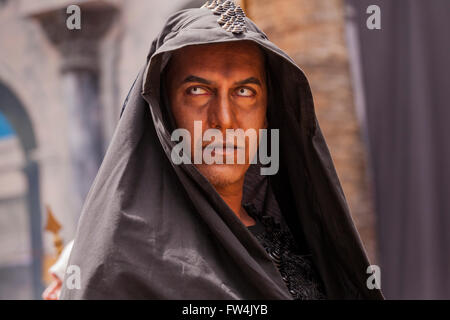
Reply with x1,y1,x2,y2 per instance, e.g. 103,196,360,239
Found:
202,142,245,156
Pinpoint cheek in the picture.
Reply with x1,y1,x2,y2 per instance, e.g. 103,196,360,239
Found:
171,94,197,128
169,94,206,154
237,106,267,156
239,104,267,131
171,92,211,124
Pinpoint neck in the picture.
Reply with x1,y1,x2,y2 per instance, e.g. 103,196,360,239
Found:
214,179,255,227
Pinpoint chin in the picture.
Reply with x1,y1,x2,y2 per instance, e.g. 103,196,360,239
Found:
196,164,248,189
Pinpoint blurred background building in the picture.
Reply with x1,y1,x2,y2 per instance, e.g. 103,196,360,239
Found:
0,0,448,299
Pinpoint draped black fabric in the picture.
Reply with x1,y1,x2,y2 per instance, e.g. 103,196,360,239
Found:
347,0,450,299
60,6,383,300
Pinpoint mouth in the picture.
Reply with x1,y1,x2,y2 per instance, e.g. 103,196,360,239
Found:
202,143,245,157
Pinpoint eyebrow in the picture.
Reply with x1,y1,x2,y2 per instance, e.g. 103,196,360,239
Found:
181,75,213,85
234,77,262,87
181,75,262,87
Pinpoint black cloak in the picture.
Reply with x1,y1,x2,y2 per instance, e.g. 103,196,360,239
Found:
60,5,384,300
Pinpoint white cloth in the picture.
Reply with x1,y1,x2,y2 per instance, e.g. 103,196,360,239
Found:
48,240,74,281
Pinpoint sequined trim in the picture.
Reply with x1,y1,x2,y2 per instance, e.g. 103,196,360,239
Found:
246,203,327,300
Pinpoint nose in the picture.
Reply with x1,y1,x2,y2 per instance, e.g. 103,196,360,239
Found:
207,91,236,132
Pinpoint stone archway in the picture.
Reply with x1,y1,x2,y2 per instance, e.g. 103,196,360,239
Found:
0,81,43,299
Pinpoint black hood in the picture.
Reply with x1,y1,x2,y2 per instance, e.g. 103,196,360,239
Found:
61,5,383,300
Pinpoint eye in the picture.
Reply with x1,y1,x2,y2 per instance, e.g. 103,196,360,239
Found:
187,86,209,95
235,87,255,97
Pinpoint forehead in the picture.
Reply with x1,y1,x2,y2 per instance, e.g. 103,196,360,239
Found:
167,41,266,79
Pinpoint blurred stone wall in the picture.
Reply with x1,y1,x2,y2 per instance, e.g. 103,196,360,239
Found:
0,0,190,253
246,0,378,263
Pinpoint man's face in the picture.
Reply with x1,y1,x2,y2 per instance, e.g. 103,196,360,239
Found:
166,41,268,189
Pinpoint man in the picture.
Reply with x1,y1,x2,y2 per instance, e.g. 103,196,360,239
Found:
61,1,383,299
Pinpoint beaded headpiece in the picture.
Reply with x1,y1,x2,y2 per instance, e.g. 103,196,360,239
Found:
201,0,248,34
